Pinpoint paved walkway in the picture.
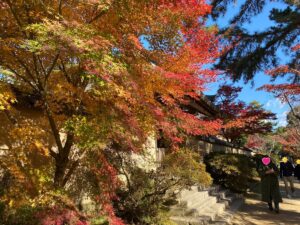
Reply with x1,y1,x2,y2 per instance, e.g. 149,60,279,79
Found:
232,179,300,225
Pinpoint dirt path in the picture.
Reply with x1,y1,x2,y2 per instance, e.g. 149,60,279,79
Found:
231,180,300,225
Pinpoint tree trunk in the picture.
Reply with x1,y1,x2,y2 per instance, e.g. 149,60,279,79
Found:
53,133,74,188
54,156,69,188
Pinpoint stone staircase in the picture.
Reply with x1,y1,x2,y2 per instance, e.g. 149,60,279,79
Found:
169,185,244,225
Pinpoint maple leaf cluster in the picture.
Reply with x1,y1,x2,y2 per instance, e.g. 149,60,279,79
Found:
0,0,222,223
259,45,300,104
274,127,300,157
215,85,276,145
245,134,266,150
258,46,300,156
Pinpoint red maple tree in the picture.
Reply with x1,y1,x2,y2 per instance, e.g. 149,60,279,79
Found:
215,85,276,145
0,0,222,223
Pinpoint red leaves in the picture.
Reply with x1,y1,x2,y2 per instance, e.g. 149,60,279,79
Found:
245,134,266,149
259,45,300,103
0,0,223,222
159,0,212,17
216,85,276,143
91,154,126,224
92,154,121,203
275,128,300,156
37,207,89,225
261,83,300,101
102,204,125,225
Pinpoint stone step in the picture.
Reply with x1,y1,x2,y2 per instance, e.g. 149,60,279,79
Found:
210,198,244,224
171,202,227,225
198,202,226,221
187,196,218,214
170,187,244,225
169,205,189,217
180,192,210,207
180,189,209,199
218,193,237,208
213,190,230,199
191,185,201,192
170,196,217,217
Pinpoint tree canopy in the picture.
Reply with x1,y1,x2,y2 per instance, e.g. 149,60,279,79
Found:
215,85,276,145
211,0,300,82
0,0,221,224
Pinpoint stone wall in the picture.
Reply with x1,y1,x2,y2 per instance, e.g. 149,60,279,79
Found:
198,140,253,156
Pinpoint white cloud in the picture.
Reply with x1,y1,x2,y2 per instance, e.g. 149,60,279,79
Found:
265,98,286,110
276,111,288,127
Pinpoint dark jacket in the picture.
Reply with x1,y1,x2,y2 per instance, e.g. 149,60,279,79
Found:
280,161,294,178
295,164,300,180
257,161,282,203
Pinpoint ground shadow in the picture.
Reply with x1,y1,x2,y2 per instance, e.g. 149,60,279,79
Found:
232,180,300,225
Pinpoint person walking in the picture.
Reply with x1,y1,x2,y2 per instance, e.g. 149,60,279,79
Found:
257,155,282,213
294,159,300,181
280,156,295,198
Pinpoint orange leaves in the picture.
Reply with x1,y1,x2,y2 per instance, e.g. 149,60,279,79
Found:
0,89,16,111
245,134,266,149
261,83,300,101
0,1,223,220
159,0,212,17
274,128,300,156
127,34,143,50
259,44,300,104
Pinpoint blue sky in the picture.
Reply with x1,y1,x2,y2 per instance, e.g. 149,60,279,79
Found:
204,0,291,127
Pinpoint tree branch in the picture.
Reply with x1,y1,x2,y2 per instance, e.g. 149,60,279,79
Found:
13,53,38,85
59,61,72,83
116,151,132,191
45,52,60,83
3,110,17,125
62,160,79,186
5,0,27,37
5,65,39,91
48,145,58,159
284,94,300,122
44,101,63,152
58,0,63,15
88,2,114,24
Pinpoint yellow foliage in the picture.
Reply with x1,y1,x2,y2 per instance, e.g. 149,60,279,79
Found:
0,87,16,111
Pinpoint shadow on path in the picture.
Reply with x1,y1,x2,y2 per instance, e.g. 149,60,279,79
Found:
232,180,300,225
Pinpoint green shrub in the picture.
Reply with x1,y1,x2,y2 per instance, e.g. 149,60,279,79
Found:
114,148,212,224
204,152,258,193
5,205,40,225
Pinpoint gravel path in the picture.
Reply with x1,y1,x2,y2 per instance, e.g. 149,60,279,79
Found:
231,180,300,225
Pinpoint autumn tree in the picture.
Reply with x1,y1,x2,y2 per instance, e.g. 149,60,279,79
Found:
215,85,276,145
287,105,300,127
260,49,300,121
0,0,221,223
245,134,266,150
258,45,300,156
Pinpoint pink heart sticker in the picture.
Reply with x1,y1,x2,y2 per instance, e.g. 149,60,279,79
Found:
262,157,271,166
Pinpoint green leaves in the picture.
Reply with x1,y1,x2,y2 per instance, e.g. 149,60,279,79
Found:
205,152,258,193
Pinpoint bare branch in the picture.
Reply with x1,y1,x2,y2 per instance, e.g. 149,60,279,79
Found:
58,60,72,83
5,65,39,91
13,53,38,85
284,94,300,122
45,52,60,83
